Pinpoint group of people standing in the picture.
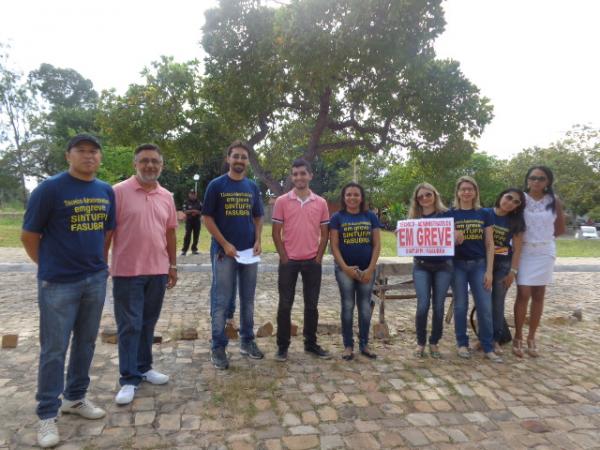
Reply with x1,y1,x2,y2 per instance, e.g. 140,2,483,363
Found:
21,134,564,449
409,168,565,364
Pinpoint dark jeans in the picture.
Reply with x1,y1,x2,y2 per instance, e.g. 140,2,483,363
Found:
276,259,322,350
491,258,511,343
182,219,200,252
113,275,168,386
335,265,375,351
413,259,453,346
36,270,108,419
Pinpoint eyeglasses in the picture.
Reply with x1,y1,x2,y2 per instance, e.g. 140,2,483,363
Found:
417,192,433,200
230,154,249,160
503,193,522,206
136,158,163,166
528,175,547,182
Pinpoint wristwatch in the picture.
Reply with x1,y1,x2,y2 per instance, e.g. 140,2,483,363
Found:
169,264,178,270
510,268,518,275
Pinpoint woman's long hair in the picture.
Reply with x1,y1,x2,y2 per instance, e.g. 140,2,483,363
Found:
453,176,481,209
494,188,526,234
524,165,556,212
408,182,447,219
340,182,367,212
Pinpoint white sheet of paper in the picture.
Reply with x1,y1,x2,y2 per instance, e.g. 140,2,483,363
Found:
235,248,261,265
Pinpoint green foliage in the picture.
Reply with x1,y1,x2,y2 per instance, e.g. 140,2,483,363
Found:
202,0,493,195
502,125,600,216
383,202,408,230
587,206,600,222
96,146,134,185
97,56,230,197
27,63,100,177
377,150,507,214
0,45,36,205
0,152,22,205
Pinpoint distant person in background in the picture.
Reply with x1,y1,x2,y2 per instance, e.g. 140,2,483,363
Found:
488,188,525,354
513,166,566,357
181,189,203,256
407,182,452,359
330,182,380,361
21,134,115,448
109,143,178,405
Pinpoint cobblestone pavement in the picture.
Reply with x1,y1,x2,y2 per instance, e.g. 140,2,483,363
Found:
1,249,600,449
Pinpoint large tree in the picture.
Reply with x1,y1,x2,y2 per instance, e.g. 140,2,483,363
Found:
202,0,493,195
0,46,36,206
28,63,100,177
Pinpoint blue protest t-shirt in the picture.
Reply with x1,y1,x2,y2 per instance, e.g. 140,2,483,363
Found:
329,210,380,270
450,208,493,260
202,174,264,252
23,171,116,282
417,211,453,262
488,208,513,261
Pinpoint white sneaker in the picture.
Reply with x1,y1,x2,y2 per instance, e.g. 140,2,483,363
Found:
37,418,59,448
457,346,471,359
115,385,137,405
485,351,503,363
142,369,169,385
61,397,106,419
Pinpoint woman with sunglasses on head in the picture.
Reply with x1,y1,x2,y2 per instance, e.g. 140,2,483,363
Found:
488,188,526,355
330,182,381,361
513,166,566,357
450,176,501,362
407,183,453,359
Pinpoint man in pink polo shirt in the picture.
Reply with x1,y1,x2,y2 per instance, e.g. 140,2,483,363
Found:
272,158,331,361
108,143,178,405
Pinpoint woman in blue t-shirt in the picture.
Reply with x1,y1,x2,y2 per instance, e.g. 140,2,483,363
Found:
330,182,381,361
488,188,525,355
450,176,500,362
407,182,453,359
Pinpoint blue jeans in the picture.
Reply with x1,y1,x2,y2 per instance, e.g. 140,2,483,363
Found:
413,259,453,346
491,258,511,343
113,275,167,386
36,270,108,419
452,258,494,353
210,243,236,320
210,252,257,350
335,266,375,351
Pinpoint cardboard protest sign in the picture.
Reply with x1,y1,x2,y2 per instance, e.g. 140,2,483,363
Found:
396,218,454,257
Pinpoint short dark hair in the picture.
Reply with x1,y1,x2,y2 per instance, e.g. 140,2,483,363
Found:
134,143,162,156
227,140,250,156
291,158,312,173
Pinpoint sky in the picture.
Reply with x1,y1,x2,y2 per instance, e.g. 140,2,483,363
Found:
1,0,599,160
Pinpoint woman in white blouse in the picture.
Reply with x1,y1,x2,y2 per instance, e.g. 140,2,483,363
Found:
513,166,566,357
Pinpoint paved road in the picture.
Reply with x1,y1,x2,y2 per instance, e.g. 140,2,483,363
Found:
1,249,600,449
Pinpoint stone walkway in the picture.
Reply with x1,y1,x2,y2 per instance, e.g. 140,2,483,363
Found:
1,249,600,449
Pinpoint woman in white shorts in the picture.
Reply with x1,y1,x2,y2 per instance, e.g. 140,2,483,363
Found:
513,166,566,357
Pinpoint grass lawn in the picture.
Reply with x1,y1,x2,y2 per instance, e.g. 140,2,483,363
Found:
2,215,599,257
